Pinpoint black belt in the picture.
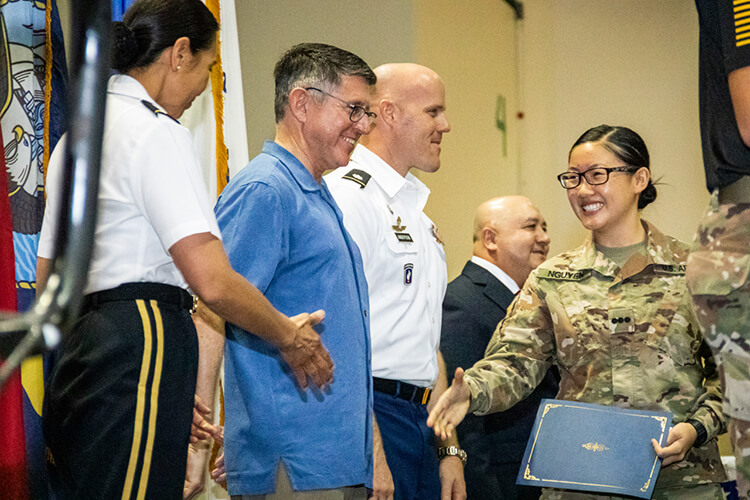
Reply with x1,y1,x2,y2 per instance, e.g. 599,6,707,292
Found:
83,282,195,312
373,377,432,405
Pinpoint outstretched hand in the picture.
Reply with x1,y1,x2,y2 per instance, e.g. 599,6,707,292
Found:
652,422,698,467
427,368,471,441
280,310,333,390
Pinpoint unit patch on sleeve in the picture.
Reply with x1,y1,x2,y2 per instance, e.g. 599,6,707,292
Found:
404,263,414,285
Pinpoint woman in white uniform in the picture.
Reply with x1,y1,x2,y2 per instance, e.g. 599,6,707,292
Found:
37,1,333,498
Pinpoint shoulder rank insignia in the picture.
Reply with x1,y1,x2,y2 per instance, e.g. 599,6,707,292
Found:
342,169,371,188
141,100,179,123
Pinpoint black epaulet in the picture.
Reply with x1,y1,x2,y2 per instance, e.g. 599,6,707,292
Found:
341,169,371,188
141,100,180,124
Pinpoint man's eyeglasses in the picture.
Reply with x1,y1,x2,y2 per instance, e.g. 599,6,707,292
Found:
305,87,377,125
557,166,640,189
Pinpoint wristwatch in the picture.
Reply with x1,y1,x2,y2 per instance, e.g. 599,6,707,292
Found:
438,446,467,467
686,419,708,448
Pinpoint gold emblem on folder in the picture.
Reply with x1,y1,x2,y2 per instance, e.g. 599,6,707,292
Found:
582,442,610,452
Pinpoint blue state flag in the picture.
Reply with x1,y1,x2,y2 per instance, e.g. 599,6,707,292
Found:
1,0,67,498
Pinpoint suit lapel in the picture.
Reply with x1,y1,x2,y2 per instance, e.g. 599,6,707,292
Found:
462,261,516,311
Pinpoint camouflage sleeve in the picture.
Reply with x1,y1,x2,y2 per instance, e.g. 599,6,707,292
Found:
465,271,555,416
690,327,726,441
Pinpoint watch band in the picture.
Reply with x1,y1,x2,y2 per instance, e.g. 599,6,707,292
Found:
686,418,708,448
437,445,467,466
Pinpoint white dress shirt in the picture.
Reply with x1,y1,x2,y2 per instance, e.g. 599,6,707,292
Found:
470,256,520,294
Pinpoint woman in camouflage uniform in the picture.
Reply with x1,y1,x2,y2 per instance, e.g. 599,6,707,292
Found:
428,125,727,499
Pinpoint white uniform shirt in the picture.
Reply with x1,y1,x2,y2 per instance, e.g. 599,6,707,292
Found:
38,75,221,294
326,145,447,387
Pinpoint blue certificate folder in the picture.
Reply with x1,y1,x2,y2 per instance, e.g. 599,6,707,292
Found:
516,399,672,498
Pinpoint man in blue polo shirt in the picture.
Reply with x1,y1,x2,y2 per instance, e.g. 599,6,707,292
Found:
214,43,376,498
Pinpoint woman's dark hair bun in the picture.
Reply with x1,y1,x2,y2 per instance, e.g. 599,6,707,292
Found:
112,21,139,73
638,180,657,210
110,0,218,74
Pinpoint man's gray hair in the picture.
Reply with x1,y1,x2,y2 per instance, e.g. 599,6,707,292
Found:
273,42,376,123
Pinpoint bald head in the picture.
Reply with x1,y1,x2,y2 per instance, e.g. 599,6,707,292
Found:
473,196,550,287
362,63,450,177
372,63,441,101
473,196,534,241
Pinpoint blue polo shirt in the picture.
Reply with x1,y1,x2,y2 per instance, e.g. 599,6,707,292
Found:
215,141,373,495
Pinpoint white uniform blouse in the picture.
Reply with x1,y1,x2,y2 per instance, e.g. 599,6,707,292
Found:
326,144,447,387
38,75,221,294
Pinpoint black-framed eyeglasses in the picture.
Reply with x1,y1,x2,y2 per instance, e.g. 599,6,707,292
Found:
557,165,640,189
305,87,377,125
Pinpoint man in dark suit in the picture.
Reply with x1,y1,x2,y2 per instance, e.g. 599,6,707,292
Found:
441,195,559,499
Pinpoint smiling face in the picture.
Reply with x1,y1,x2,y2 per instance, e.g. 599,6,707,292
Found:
478,196,550,286
566,141,648,245
392,74,450,174
302,75,372,178
496,204,550,280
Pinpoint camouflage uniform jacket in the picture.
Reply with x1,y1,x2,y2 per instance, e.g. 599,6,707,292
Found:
465,221,727,489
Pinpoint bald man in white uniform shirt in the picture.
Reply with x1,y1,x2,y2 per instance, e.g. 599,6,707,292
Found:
327,63,465,500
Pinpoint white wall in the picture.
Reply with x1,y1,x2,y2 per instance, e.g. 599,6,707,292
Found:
414,0,522,279
235,0,416,160
56,1,708,271
520,0,706,256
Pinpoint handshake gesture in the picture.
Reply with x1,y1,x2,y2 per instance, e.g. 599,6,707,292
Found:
279,310,333,389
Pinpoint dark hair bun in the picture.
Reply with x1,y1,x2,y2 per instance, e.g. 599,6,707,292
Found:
111,0,218,74
112,21,140,72
638,180,657,209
